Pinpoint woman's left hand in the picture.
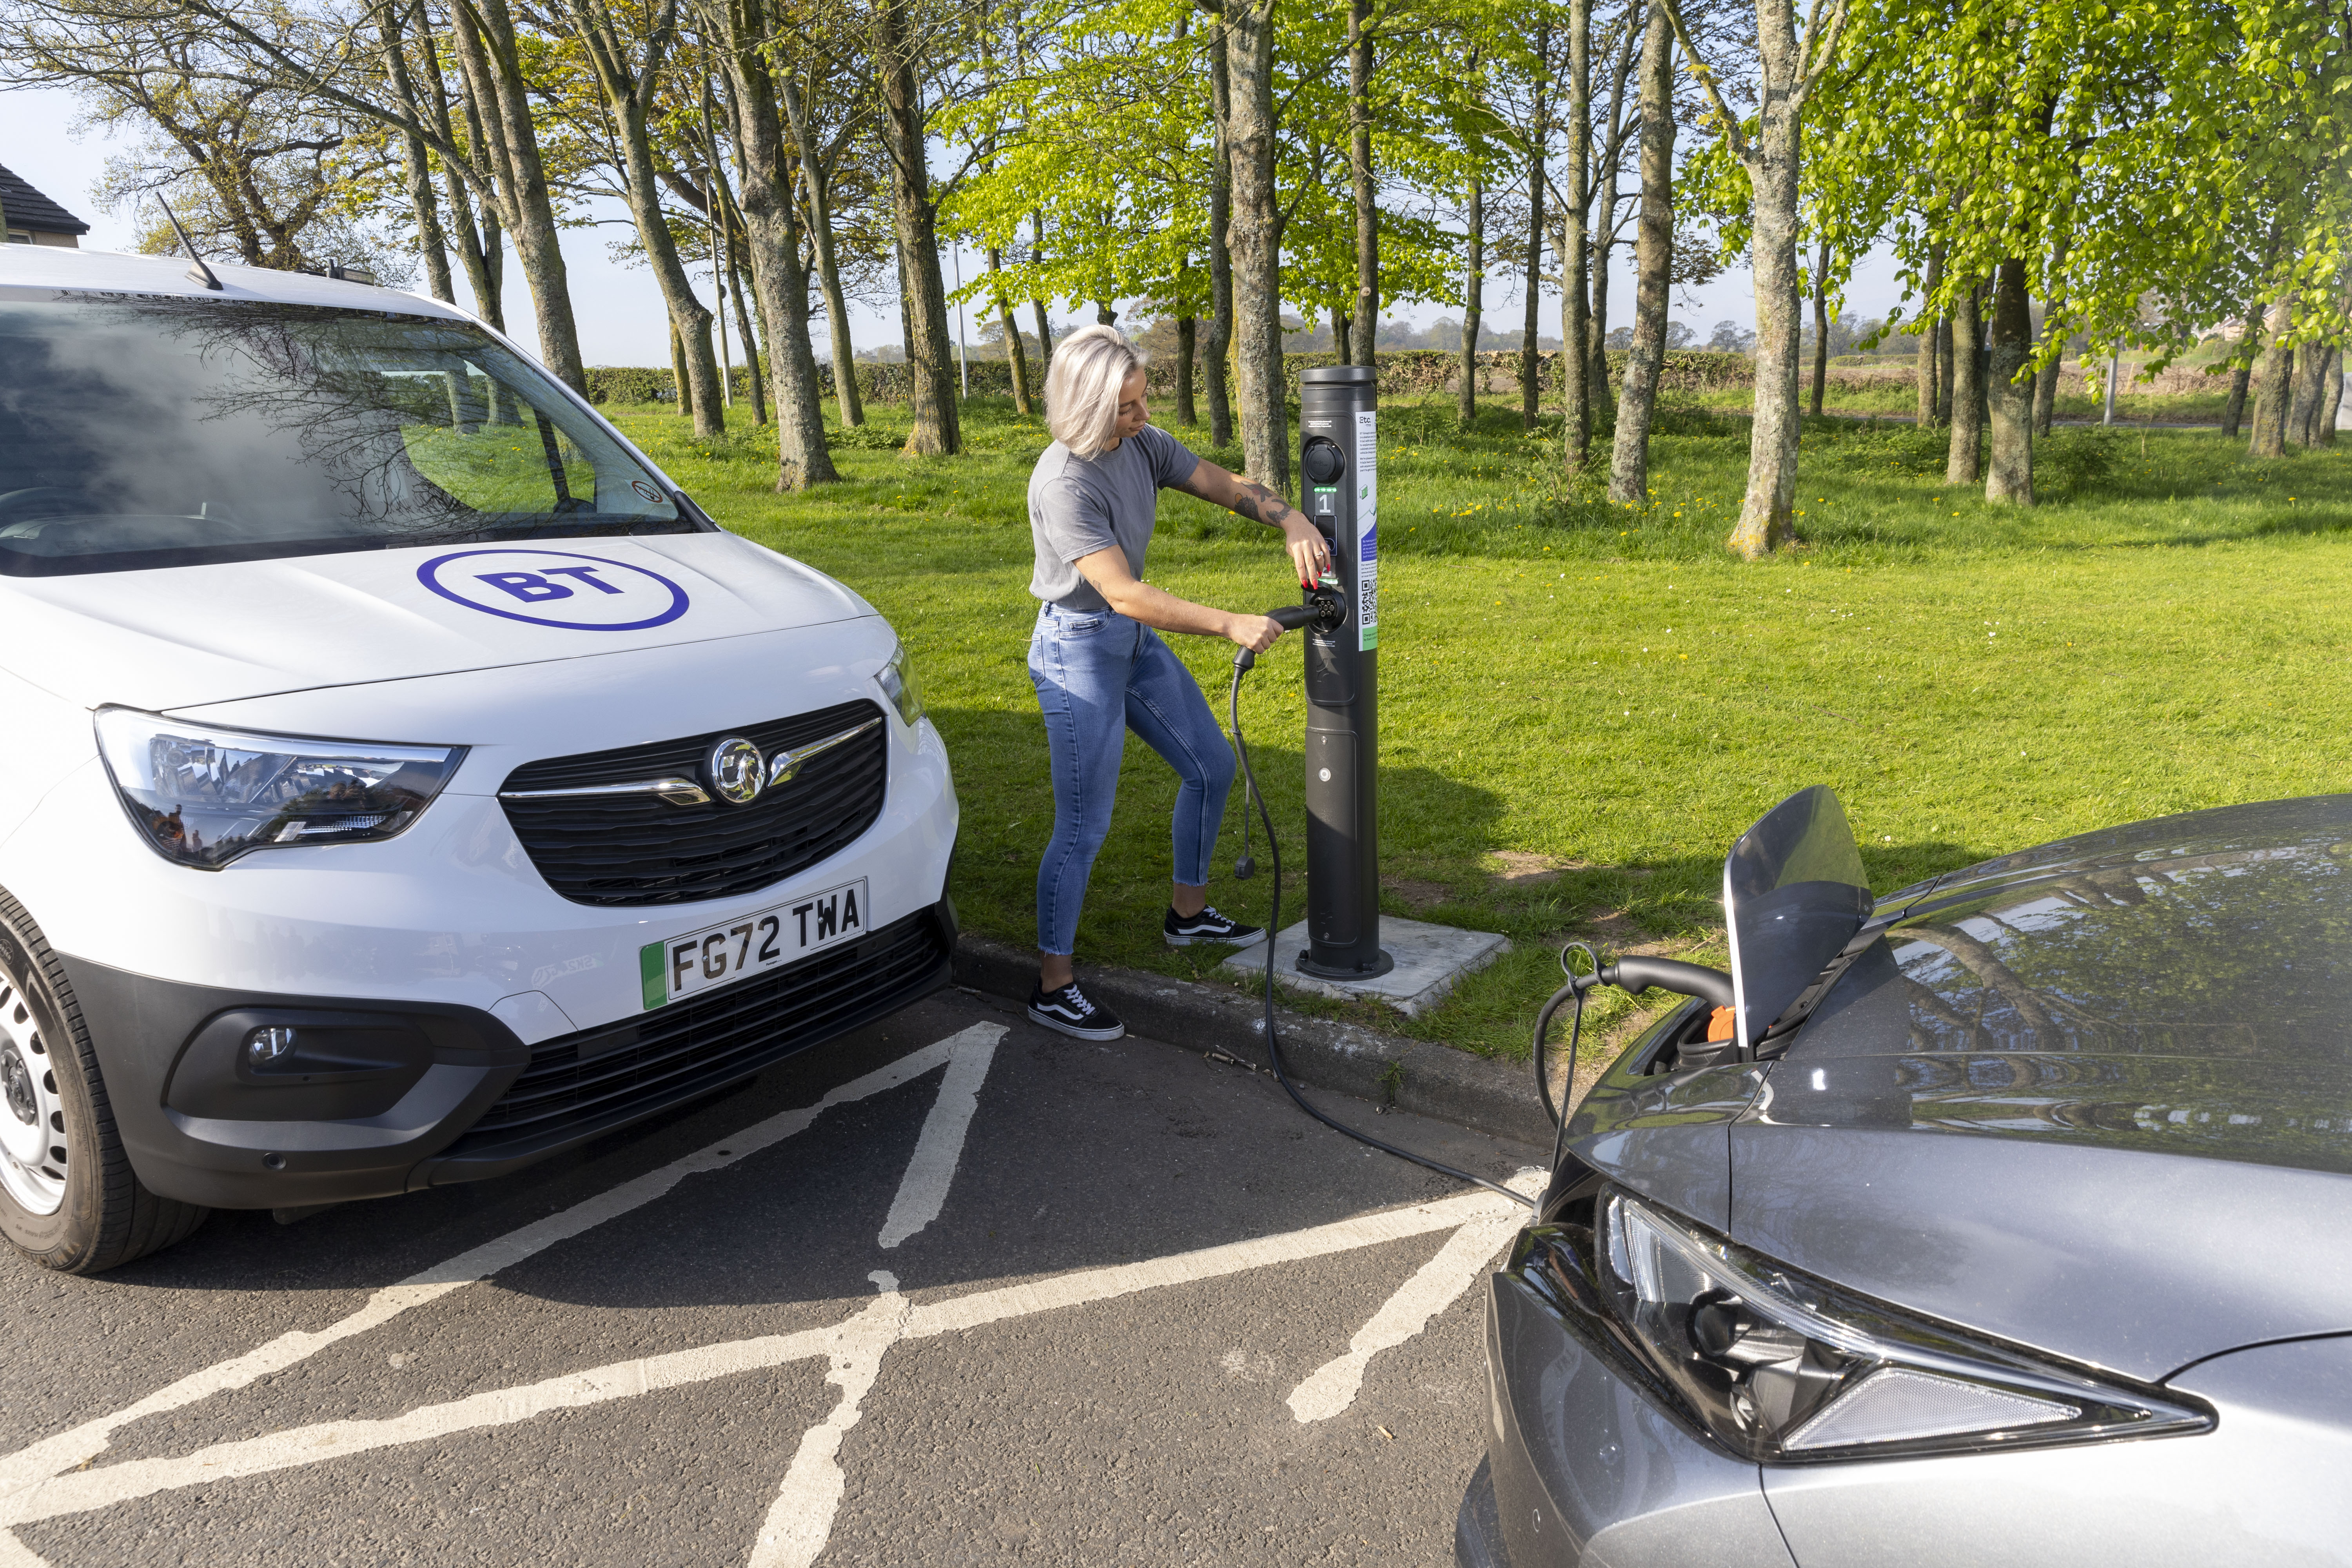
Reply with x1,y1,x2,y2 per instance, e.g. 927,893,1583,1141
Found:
1281,517,1332,588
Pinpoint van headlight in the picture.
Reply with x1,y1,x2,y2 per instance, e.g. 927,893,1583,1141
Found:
1588,1190,2211,1461
875,641,925,727
94,707,465,869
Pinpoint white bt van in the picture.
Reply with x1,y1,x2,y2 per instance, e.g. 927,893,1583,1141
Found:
0,248,958,1273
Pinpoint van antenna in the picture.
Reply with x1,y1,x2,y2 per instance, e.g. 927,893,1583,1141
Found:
157,199,223,291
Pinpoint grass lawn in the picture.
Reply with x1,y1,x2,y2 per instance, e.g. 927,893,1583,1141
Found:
604,392,2352,1067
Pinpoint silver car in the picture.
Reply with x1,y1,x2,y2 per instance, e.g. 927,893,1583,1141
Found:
1460,787,2352,1568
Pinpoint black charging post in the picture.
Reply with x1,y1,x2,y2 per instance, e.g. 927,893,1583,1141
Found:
1295,366,1392,981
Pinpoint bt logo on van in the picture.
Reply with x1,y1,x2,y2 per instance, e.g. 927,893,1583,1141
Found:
417,548,690,631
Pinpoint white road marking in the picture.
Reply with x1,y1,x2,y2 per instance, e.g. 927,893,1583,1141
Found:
747,1272,911,1568
0,1018,1528,1568
1285,1169,1543,1423
876,1026,999,1249
0,1187,1523,1532
900,1188,1512,1344
0,1025,1001,1530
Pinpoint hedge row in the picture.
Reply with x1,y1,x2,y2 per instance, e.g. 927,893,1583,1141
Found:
583,346,1768,407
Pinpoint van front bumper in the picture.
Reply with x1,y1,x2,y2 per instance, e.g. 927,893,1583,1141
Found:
61,899,955,1210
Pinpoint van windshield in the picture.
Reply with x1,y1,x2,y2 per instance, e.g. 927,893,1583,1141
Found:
0,292,698,576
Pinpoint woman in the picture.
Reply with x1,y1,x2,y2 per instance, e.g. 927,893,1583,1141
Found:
1024,325,1331,1041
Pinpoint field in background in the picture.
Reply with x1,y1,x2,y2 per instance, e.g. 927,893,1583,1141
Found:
607,393,2352,1062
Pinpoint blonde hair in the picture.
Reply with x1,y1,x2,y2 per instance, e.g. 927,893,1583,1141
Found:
1045,325,1148,458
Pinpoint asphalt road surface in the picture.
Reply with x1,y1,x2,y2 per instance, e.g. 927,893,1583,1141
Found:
0,985,1544,1567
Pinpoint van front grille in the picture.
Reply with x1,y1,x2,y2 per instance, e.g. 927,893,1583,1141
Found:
497,700,888,907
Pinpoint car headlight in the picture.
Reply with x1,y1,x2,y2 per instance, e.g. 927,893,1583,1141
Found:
1563,1189,2211,1462
94,707,465,870
875,641,924,728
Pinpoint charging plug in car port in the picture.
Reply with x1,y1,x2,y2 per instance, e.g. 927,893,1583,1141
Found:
1544,954,1741,1083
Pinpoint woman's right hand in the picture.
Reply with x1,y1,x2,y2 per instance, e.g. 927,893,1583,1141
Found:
1225,613,1283,654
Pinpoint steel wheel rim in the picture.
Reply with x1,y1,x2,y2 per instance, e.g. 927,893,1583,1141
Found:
0,967,66,1217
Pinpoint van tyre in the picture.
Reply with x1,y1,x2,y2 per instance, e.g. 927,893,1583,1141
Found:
0,891,207,1274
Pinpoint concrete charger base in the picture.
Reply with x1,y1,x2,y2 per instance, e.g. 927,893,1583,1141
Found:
1223,915,1510,1018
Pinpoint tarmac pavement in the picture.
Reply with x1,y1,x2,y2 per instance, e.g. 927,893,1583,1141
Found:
0,985,1543,1567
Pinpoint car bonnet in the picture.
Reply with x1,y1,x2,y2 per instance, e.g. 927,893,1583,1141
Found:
1731,794,2352,1380
0,531,876,711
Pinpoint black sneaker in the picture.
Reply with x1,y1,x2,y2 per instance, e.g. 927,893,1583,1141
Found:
1027,978,1126,1041
1164,905,1268,949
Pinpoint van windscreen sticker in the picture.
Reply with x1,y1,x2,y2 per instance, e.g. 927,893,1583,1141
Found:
418,547,690,631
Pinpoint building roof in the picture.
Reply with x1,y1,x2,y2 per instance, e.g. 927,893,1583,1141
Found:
0,164,92,236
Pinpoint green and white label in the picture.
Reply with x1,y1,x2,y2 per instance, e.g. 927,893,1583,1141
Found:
1355,410,1378,652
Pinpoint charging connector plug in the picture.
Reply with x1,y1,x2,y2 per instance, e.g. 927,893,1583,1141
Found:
1233,591,1345,672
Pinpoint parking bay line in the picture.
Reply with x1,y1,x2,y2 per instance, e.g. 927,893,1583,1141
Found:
1284,1180,1537,1423
0,1022,1007,1510
0,1186,1519,1532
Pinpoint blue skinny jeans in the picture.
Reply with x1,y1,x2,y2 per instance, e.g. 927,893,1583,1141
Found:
1028,602,1237,956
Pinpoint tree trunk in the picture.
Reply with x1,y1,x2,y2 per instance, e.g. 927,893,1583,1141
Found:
1984,257,2033,504
1521,25,1546,434
670,322,693,418
700,135,766,426
1332,309,1349,354
1608,0,1672,505
1914,241,1941,428
1935,312,1954,423
730,243,766,425
2250,296,2293,458
2221,306,2259,440
1588,235,1610,400
1808,239,1828,417
573,11,724,438
2319,345,2343,445
1205,31,1235,448
717,0,838,489
1223,0,1287,488
396,130,454,305
780,75,862,429
874,0,960,456
1725,0,1801,561
2289,332,2329,448
1592,22,1635,399
425,27,505,329
1560,0,1592,468
989,246,1034,415
1945,281,1985,484
380,7,454,303
1175,312,1196,425
2031,303,2062,437
448,0,586,392
1347,0,1376,366
1459,171,1483,427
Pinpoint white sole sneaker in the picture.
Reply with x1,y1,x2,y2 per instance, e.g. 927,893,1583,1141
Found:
1027,1003,1126,1041
1166,925,1268,949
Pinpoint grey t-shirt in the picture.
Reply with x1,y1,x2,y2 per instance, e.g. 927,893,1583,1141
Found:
1027,425,1201,611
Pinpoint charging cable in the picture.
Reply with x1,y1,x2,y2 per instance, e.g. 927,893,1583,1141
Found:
1227,615,1537,1212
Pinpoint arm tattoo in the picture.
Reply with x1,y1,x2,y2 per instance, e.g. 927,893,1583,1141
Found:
1232,481,1298,529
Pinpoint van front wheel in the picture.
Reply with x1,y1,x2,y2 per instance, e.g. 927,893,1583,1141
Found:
0,893,207,1273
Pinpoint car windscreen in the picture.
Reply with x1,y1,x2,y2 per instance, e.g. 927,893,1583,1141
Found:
0,292,697,576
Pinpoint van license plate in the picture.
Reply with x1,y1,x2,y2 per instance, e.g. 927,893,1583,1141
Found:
639,878,869,1009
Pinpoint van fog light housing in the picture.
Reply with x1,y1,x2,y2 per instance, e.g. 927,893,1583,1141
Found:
245,1027,298,1065
1593,1190,2212,1462
95,707,464,870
